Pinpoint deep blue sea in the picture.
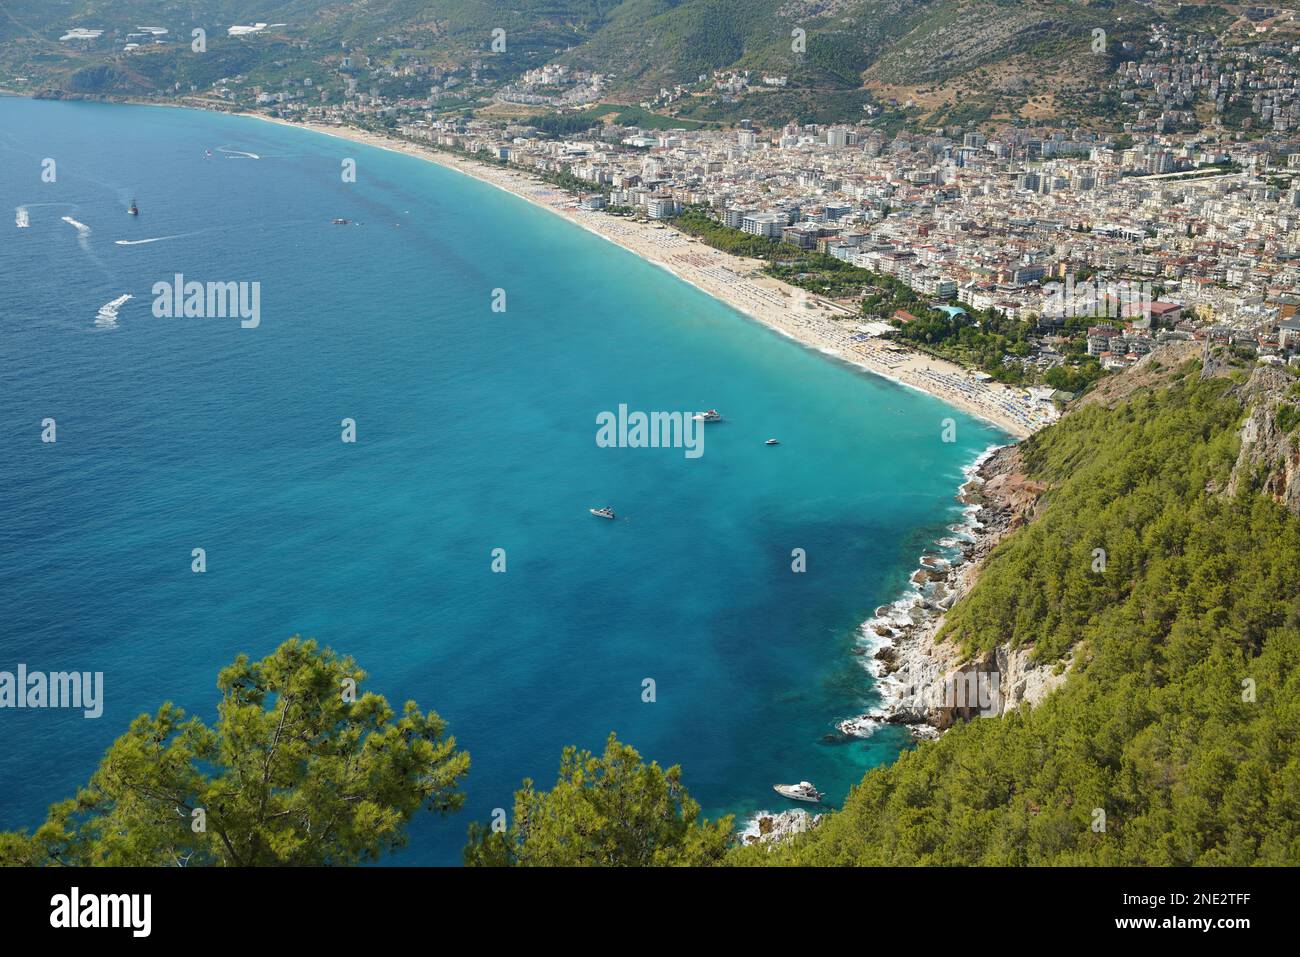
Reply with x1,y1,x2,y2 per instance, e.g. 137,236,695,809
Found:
0,98,1003,863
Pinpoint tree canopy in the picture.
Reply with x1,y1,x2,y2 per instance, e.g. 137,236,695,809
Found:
0,638,469,866
464,733,732,866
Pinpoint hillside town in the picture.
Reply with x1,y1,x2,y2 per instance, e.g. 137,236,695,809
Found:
1111,19,1300,136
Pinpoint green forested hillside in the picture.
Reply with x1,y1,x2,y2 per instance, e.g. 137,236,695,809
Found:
0,0,625,94
556,0,916,88
732,361,1300,866
1,0,1236,110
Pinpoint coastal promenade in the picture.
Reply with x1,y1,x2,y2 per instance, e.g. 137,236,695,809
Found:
254,114,1053,439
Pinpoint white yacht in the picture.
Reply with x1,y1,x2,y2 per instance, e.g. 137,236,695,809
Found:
589,506,615,520
773,781,823,803
765,438,780,446
693,409,722,422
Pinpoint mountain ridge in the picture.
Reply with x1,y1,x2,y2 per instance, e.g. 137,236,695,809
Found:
3,1,1277,128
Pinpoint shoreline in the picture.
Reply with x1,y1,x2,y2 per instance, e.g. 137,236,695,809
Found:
740,439,1012,847
234,111,1052,440
841,441,1067,741
843,443,1007,740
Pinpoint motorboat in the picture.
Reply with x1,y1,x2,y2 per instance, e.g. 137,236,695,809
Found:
773,781,823,803
692,410,722,422
589,506,615,520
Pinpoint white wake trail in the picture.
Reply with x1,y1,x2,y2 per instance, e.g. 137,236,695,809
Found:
94,294,133,329
114,235,187,246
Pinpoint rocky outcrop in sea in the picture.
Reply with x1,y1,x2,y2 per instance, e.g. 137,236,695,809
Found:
739,808,823,847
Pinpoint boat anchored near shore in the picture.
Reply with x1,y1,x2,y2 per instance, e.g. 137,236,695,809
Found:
773,781,823,803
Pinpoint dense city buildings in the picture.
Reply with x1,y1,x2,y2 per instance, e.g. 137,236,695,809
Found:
363,110,1298,377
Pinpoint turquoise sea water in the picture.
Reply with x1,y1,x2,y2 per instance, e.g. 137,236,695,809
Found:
0,98,1004,863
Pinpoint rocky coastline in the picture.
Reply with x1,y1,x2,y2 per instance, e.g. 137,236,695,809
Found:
739,808,824,847
838,441,1069,740
740,447,1050,848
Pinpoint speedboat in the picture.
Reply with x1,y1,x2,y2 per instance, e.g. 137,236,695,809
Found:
589,506,615,520
331,218,351,225
692,409,722,422
773,781,823,803
765,438,780,446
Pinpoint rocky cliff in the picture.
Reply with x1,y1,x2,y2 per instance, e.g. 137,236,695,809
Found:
1226,363,1300,515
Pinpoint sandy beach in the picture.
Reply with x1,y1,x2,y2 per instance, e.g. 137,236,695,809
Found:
247,113,1053,439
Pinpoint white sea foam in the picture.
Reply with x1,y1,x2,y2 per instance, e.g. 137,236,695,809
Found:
837,715,880,739
94,294,132,329
61,215,91,234
961,443,1003,484
217,147,260,159
855,591,923,681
